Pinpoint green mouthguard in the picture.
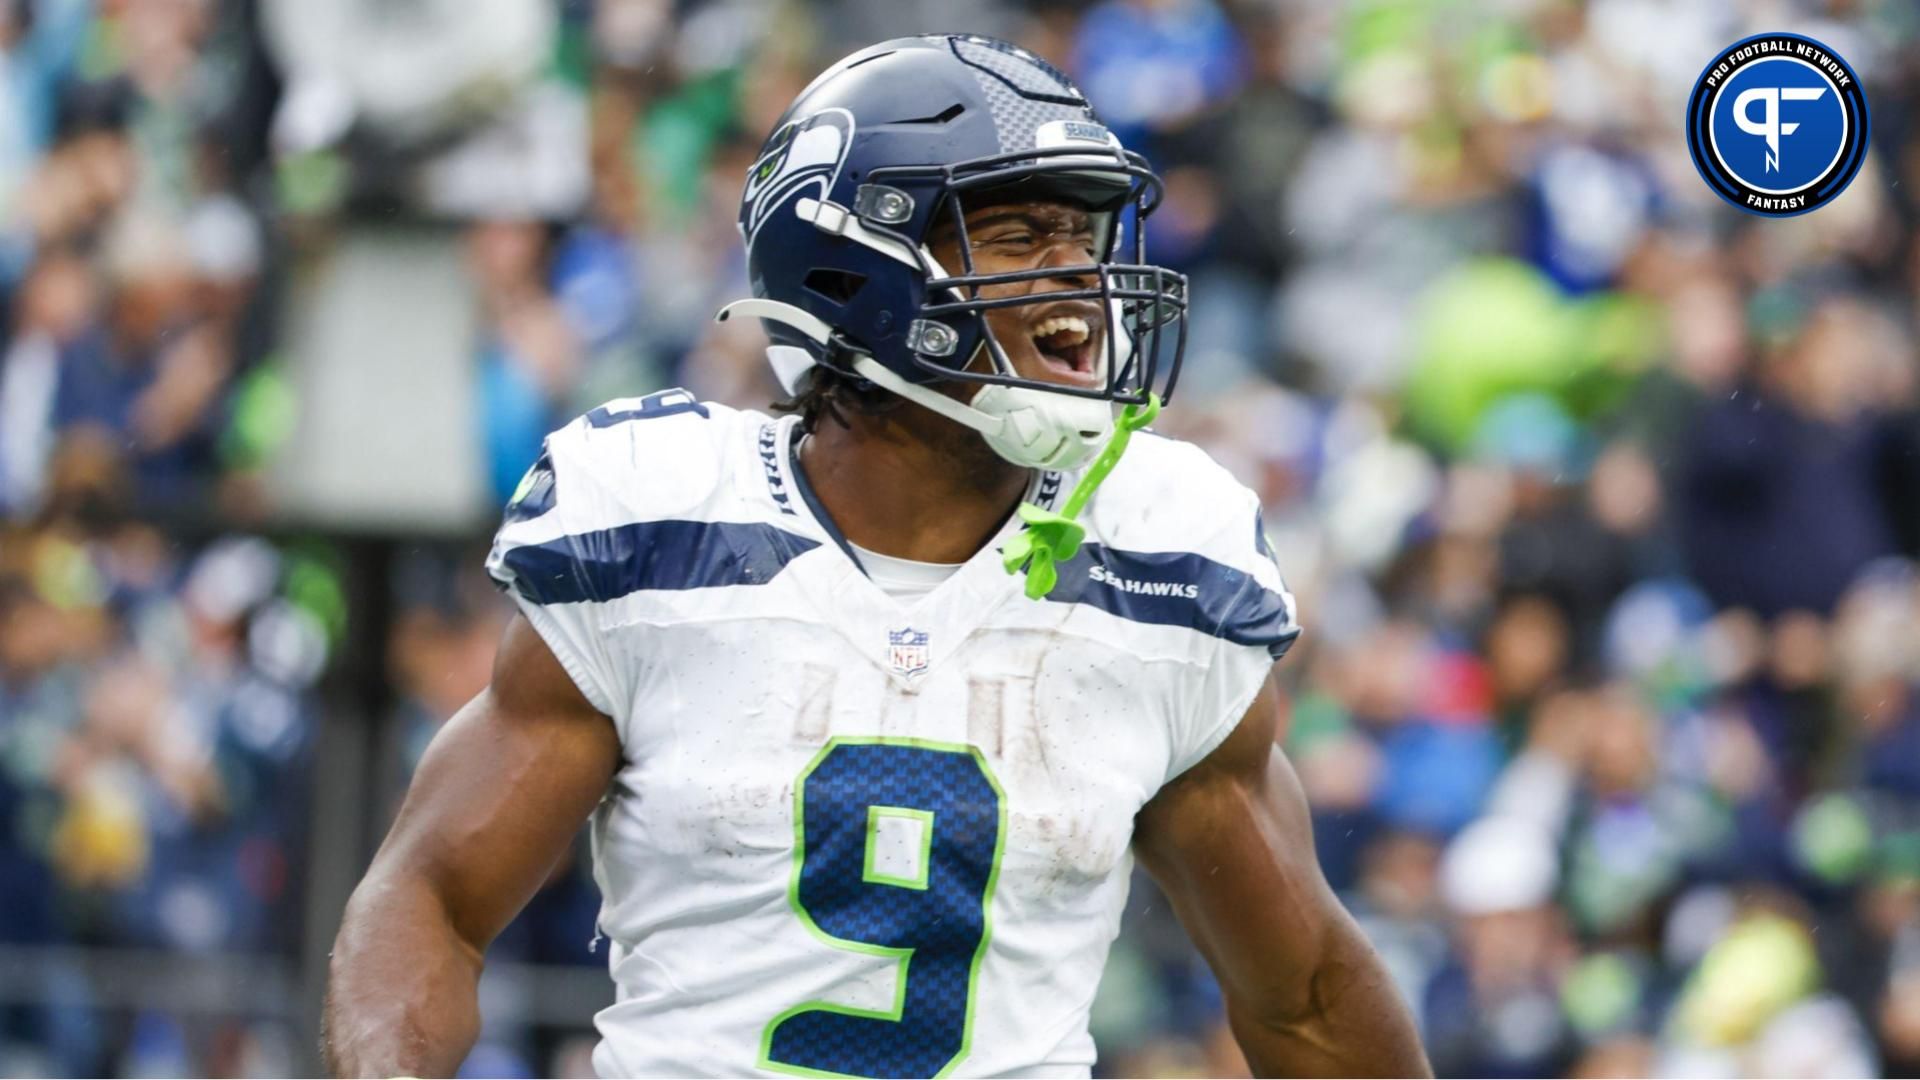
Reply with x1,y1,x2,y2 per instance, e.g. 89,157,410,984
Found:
1001,393,1162,600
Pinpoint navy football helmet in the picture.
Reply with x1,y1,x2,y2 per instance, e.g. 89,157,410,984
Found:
717,34,1186,470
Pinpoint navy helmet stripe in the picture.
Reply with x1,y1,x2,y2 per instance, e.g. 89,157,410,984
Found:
1046,544,1300,657
502,520,820,605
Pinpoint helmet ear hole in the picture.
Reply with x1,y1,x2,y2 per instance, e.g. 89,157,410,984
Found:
802,269,867,305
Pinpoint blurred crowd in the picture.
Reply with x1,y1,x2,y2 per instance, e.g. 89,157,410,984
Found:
8,0,1920,1076
0,0,282,525
0,0,581,1073
0,0,313,1074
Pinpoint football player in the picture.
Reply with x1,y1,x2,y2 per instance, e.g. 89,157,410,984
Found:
324,34,1428,1079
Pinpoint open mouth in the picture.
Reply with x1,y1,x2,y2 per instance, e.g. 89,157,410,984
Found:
1029,314,1100,382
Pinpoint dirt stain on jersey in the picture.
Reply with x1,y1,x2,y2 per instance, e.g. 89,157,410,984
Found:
966,675,1006,756
789,663,836,744
1014,810,1126,898
700,780,795,859
1023,633,1062,788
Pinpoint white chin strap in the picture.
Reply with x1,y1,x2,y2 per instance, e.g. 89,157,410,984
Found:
716,297,1115,471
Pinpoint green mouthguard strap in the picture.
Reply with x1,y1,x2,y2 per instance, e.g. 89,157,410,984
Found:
1001,393,1161,600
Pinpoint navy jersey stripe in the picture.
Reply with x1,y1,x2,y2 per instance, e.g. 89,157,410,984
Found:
1046,544,1300,657
501,519,820,604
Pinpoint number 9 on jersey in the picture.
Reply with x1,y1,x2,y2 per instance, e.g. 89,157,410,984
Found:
760,739,1007,1078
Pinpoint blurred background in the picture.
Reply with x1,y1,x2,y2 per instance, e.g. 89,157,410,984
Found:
2,0,1919,1076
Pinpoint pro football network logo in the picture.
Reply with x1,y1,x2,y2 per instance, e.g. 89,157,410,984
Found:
886,627,930,679
1686,32,1869,217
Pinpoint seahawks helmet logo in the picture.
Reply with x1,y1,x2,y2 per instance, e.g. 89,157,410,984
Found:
740,108,855,246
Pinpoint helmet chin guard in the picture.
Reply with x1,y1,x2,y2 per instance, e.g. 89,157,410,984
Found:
969,383,1113,471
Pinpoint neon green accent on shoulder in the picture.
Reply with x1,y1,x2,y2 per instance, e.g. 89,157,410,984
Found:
508,462,540,506
1001,393,1161,599
757,736,1008,1080
863,806,935,891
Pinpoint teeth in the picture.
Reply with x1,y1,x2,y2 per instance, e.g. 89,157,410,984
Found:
1031,315,1091,346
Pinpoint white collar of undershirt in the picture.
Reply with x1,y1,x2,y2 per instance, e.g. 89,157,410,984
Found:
845,540,964,603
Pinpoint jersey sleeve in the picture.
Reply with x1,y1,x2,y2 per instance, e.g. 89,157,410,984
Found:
485,427,630,717
1162,487,1302,784
484,394,729,717
485,393,796,734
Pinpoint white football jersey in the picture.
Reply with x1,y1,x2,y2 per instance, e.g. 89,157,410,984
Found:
485,389,1299,1078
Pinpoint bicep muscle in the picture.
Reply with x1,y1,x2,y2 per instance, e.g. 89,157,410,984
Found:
369,613,621,950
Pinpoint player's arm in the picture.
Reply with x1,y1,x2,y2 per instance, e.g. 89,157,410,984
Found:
322,614,621,1078
1133,675,1431,1078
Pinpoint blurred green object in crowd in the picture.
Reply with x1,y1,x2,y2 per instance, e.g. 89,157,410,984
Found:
1673,913,1820,1047
1564,810,1693,936
1576,291,1663,411
1746,281,1810,350
1284,692,1355,758
1561,951,1644,1039
1339,0,1549,124
32,533,106,611
637,68,739,218
276,150,351,217
551,6,592,90
283,548,349,645
1405,257,1659,452
76,8,124,83
1790,793,1876,885
1877,830,1920,885
221,361,298,471
1340,0,1443,62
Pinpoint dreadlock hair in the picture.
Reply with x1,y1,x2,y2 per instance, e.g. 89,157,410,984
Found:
770,364,907,433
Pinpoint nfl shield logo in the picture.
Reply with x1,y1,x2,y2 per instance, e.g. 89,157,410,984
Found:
887,627,930,678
